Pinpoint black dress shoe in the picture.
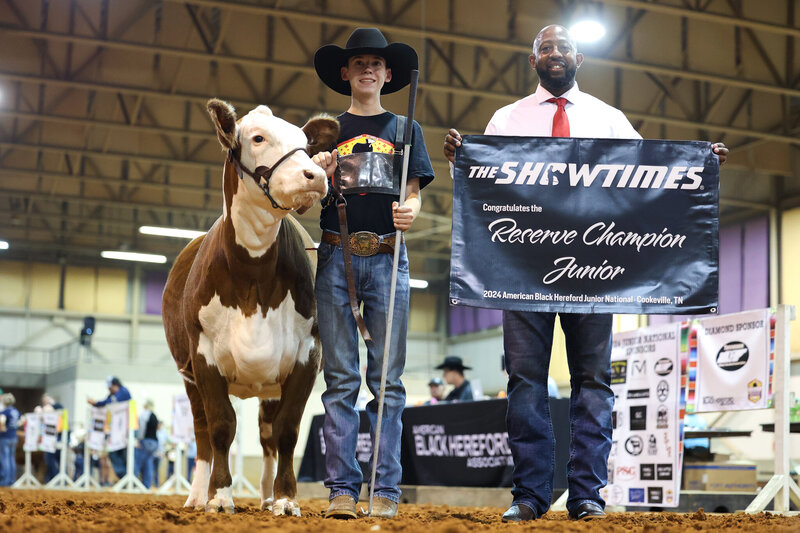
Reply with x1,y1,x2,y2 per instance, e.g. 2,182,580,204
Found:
569,501,606,520
501,503,537,522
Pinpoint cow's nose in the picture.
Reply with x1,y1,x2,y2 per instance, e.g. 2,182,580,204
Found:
304,170,317,180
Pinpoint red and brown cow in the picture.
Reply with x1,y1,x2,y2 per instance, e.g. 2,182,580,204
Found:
162,99,337,515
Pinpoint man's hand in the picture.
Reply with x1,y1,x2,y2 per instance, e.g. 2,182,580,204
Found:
312,149,338,176
443,128,462,163
87,398,97,406
712,142,728,165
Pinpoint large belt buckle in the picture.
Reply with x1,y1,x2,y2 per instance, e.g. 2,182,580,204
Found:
349,231,380,257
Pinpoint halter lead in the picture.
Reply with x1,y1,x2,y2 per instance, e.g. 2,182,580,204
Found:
228,146,308,211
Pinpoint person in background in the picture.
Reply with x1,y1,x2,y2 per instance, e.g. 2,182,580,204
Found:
0,393,4,484
88,376,131,407
186,435,197,482
425,378,445,405
435,356,474,402
89,376,132,479
71,424,86,481
39,393,64,482
154,421,169,486
0,392,21,486
134,399,159,489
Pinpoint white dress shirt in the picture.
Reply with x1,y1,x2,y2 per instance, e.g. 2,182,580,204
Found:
485,83,641,140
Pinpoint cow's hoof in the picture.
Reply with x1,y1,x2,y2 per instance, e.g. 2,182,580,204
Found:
273,498,301,517
205,502,236,514
260,498,274,512
184,494,207,510
206,487,235,514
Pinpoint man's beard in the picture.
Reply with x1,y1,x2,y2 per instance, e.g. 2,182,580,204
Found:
536,63,577,91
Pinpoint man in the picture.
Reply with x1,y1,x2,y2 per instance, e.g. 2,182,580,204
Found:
88,376,132,479
425,378,445,405
0,393,20,486
444,24,728,522
134,399,159,489
88,376,131,407
40,393,64,482
435,356,474,402
312,28,435,519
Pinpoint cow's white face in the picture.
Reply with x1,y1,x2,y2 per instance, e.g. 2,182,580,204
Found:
236,106,328,214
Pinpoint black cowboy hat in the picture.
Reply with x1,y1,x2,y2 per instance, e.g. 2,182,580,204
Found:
435,356,472,372
314,28,418,95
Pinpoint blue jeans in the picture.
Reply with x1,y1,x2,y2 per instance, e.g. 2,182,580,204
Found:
316,240,409,503
0,437,17,486
503,311,614,517
108,449,127,479
45,450,60,482
134,438,159,488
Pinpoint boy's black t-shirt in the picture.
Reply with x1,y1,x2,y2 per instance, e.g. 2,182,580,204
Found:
320,111,435,236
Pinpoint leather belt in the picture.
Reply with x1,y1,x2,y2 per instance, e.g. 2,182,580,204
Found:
322,231,398,257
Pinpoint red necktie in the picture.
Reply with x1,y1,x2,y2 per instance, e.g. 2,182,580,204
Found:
547,97,570,137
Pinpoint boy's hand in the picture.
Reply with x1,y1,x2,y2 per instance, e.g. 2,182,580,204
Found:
312,149,338,176
392,202,415,231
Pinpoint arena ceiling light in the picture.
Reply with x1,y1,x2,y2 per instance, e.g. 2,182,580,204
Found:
409,278,429,289
570,20,606,43
101,250,167,264
139,225,206,239
0,240,8,250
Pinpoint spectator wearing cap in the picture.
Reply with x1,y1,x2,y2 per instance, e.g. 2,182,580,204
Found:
435,356,475,402
88,376,131,407
88,376,132,479
425,378,445,405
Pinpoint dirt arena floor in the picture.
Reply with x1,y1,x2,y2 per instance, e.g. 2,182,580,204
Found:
1,488,798,532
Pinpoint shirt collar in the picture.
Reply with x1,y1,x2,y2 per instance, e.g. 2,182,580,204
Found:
534,82,582,105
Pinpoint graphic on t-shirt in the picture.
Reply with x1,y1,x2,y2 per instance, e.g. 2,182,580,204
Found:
338,134,394,156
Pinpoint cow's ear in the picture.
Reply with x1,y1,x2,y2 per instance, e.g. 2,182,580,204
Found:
302,115,339,156
207,98,238,150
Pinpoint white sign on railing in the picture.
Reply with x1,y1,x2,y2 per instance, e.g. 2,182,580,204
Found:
39,411,61,453
88,407,107,451
23,412,42,452
106,402,130,452
603,322,683,508
688,308,773,412
171,394,194,444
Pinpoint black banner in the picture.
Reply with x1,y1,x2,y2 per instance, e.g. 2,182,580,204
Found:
299,399,572,488
298,410,372,483
450,136,719,314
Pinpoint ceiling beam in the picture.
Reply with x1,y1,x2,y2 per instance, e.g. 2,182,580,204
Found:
4,24,800,101
601,0,800,38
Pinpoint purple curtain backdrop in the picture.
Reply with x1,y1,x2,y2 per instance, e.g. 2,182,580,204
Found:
650,215,769,326
742,217,769,311
144,270,169,315
718,224,744,314
449,306,503,336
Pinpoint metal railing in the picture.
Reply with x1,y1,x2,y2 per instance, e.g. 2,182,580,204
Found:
0,341,80,374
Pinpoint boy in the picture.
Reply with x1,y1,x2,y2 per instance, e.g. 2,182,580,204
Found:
312,28,434,519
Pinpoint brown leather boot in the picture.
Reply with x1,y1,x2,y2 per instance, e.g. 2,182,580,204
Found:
324,495,357,519
369,496,398,519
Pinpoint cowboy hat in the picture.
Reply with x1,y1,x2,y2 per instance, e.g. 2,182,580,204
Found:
314,28,418,95
435,356,472,372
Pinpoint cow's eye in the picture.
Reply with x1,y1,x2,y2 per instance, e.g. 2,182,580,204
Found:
253,135,265,143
